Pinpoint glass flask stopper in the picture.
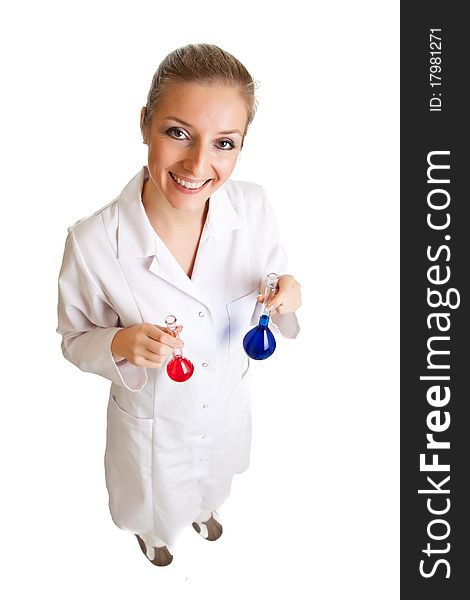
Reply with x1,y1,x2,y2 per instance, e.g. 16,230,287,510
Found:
165,315,194,382
243,273,279,360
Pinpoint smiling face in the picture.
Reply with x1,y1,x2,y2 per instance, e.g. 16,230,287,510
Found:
140,82,248,214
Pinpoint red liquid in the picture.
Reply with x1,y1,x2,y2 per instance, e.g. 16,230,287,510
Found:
167,356,194,382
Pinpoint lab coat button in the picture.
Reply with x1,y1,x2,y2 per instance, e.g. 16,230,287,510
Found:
198,311,205,317
202,362,209,368
201,434,207,439
202,403,208,408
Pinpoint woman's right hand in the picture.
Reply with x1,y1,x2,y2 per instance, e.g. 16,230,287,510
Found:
111,323,184,368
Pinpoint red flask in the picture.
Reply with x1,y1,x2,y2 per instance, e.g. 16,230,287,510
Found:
165,315,194,382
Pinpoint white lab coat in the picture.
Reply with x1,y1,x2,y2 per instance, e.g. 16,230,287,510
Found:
57,166,299,547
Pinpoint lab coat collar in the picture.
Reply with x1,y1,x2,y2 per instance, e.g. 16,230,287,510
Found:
117,166,240,259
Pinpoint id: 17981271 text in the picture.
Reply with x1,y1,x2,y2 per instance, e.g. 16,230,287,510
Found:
429,28,442,112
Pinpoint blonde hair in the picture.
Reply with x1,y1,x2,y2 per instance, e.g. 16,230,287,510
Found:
141,43,259,147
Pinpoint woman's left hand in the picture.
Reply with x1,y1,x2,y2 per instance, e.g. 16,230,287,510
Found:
257,274,302,314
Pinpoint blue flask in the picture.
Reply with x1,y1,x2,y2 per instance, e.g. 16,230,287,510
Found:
243,273,279,360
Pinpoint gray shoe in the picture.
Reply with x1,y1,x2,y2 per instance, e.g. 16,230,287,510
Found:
135,534,173,566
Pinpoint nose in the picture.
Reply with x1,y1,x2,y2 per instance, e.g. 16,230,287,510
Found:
182,141,210,178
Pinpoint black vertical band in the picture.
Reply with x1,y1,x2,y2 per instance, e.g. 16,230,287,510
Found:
401,2,469,596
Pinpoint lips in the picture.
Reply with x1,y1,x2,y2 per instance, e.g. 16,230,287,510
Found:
169,172,212,192
170,172,210,184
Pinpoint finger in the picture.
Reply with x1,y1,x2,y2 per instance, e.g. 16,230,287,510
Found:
266,291,288,311
162,324,183,335
257,293,264,303
143,347,169,365
274,302,287,314
149,325,184,348
143,361,164,369
134,354,165,369
271,303,287,315
142,339,172,357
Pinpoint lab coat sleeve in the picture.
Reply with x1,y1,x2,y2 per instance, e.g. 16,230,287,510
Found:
56,229,148,392
258,186,300,339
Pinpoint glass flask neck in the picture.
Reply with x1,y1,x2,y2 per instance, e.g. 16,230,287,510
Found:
260,272,279,320
258,314,270,327
165,314,182,357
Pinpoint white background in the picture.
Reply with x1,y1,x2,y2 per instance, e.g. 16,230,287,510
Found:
0,1,399,598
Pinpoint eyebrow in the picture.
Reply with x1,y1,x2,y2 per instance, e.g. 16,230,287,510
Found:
163,116,242,136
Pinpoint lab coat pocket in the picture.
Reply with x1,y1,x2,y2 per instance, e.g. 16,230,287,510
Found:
109,381,154,419
104,394,154,533
226,289,260,359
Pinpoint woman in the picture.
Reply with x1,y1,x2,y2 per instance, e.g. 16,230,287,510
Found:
56,43,301,567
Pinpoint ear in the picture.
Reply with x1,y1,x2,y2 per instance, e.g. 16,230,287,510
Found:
140,106,148,144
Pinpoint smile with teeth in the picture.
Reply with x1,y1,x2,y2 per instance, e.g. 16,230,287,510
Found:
170,172,211,189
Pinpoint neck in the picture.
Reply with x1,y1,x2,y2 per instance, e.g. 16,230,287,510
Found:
142,178,209,232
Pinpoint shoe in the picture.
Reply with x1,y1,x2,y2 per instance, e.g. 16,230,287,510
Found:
135,534,173,567
192,512,223,541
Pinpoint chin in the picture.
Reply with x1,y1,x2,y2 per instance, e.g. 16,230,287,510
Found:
168,194,208,212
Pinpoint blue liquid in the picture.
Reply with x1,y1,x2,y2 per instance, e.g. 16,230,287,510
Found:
243,315,276,360
259,314,270,327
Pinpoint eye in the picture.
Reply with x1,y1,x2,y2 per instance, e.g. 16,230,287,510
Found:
217,139,236,151
166,127,236,150
166,127,189,140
